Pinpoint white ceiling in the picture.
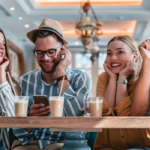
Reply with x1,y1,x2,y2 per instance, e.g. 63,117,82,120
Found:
0,0,150,51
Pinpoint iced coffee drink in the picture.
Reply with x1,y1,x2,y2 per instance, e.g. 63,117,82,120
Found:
14,96,29,117
89,97,103,117
49,96,64,117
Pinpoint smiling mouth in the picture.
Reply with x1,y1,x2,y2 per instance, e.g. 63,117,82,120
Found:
42,61,54,65
0,52,3,57
111,64,121,67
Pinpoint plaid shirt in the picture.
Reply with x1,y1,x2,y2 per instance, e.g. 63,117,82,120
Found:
13,68,90,149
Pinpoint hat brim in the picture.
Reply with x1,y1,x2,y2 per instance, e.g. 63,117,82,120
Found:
27,28,68,45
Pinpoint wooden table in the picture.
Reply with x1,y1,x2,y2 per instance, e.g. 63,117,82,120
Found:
0,116,150,131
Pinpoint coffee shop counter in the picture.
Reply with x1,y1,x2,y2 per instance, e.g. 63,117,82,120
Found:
0,116,149,130
1,116,150,150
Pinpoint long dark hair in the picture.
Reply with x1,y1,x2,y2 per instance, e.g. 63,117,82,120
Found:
0,29,21,95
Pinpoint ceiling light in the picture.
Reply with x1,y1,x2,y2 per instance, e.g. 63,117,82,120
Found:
25,24,29,28
75,1,102,54
75,42,79,45
10,7,15,11
18,17,23,20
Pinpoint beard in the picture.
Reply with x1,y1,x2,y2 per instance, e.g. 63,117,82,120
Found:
38,59,60,73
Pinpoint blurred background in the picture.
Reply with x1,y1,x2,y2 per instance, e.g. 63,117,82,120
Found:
0,0,149,96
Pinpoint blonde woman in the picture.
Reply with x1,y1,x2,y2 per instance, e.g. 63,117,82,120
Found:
94,36,150,150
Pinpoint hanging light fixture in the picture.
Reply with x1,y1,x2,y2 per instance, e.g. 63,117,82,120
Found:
75,0,103,53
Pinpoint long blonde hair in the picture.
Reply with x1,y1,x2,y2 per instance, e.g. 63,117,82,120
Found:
107,36,142,84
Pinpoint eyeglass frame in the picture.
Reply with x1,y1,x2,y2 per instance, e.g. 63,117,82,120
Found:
34,45,62,58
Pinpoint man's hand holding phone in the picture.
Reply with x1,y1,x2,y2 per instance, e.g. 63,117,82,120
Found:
28,103,50,116
29,96,50,116
0,57,9,83
56,45,71,77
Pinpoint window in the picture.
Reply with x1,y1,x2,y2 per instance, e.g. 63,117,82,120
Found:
98,53,106,75
7,40,25,79
75,53,92,78
9,48,20,80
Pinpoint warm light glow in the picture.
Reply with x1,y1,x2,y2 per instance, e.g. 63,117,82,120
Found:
10,7,15,11
25,24,29,28
18,17,23,20
35,0,143,5
63,31,133,36
75,42,79,45
61,20,136,37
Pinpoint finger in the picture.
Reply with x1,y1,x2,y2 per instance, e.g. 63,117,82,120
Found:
103,63,107,69
139,42,146,50
61,46,67,50
140,42,149,50
2,59,9,65
32,103,45,109
103,63,110,70
34,109,50,116
146,39,150,45
58,53,68,57
3,57,8,61
58,51,70,61
30,106,50,115
145,42,149,50
140,46,149,52
145,40,150,51
1,57,8,63
59,50,69,55
0,58,9,68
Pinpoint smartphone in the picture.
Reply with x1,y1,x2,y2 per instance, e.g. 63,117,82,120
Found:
33,95,49,106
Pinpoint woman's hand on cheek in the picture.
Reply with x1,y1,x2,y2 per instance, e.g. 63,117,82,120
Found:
103,63,117,80
0,57,9,83
119,59,136,79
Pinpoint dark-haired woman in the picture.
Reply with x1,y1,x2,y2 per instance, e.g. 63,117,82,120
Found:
0,29,21,150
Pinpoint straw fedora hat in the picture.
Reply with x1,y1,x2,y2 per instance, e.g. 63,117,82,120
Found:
27,18,68,45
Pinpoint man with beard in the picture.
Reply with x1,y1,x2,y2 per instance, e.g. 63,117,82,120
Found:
12,19,90,150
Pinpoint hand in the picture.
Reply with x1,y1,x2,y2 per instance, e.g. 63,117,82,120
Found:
119,59,136,79
28,103,50,116
139,39,150,61
103,63,117,80
0,57,9,83
56,45,71,77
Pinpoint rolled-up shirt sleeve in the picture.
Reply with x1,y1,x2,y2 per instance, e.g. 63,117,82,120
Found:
0,81,15,117
62,72,91,116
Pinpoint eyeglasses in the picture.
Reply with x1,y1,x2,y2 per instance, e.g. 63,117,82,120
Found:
34,45,62,58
